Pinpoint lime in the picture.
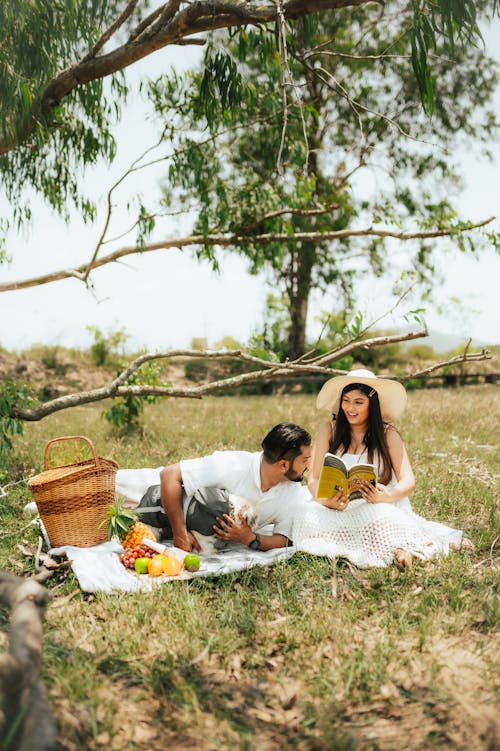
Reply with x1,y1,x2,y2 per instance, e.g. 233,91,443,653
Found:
183,553,201,572
134,557,150,574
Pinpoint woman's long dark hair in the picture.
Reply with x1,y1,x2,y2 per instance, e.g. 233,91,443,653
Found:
330,383,394,484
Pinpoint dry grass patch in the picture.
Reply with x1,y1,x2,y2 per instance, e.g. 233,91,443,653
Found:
1,385,499,750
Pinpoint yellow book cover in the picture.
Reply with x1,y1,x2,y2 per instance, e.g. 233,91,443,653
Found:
316,453,377,501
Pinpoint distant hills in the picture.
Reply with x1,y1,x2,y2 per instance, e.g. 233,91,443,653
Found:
400,328,492,354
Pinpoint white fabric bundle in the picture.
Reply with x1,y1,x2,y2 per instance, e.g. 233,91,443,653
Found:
293,496,462,567
293,452,462,567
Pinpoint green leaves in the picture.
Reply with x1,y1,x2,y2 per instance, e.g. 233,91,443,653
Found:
411,10,435,115
347,311,364,340
103,360,164,435
0,1,125,228
198,49,245,127
0,380,34,463
410,0,485,115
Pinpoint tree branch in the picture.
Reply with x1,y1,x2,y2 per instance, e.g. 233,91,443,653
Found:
0,572,55,751
1,217,495,293
305,329,427,366
8,337,491,423
240,203,341,232
87,0,140,59
82,123,172,281
0,0,375,155
398,350,491,380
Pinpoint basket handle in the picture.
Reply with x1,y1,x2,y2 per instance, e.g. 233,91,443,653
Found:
44,435,98,470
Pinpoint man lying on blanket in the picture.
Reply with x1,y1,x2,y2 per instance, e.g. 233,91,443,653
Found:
116,423,311,553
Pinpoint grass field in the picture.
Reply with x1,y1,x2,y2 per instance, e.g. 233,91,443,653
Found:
1,385,499,750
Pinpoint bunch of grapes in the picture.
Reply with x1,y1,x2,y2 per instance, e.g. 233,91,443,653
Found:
119,544,156,569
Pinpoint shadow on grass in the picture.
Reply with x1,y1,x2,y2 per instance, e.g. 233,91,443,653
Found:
147,654,376,750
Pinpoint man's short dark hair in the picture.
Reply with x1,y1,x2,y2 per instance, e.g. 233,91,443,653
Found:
261,423,311,464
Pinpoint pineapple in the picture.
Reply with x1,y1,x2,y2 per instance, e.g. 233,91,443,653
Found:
105,499,154,550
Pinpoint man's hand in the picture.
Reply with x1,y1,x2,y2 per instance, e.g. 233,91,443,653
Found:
174,530,202,552
213,513,255,546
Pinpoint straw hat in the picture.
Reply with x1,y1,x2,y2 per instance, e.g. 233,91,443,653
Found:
316,368,407,423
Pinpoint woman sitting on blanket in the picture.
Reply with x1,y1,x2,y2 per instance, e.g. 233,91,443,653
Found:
292,369,465,568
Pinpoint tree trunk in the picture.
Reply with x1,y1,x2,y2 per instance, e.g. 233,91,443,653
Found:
286,244,315,359
285,33,324,360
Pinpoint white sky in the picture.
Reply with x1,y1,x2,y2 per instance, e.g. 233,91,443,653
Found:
1,20,499,353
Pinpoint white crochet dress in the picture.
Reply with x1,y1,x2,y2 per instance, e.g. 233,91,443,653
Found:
292,452,463,567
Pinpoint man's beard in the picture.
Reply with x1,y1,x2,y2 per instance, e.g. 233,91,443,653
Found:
285,467,305,482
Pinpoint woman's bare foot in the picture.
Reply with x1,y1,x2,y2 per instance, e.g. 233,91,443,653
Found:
394,548,414,569
450,536,474,553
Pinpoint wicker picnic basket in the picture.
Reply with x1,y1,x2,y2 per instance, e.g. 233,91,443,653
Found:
27,436,119,548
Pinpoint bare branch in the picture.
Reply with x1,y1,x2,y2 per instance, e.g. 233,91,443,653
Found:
275,0,311,174
87,0,140,59
127,5,164,43
305,49,413,62
1,217,495,293
350,286,417,343
157,0,183,29
82,123,171,280
109,348,280,389
305,48,458,68
306,329,428,366
313,65,435,146
303,284,413,365
399,349,491,380
237,202,341,232
8,338,491,423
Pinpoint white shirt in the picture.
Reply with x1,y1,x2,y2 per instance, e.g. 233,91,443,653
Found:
180,450,309,540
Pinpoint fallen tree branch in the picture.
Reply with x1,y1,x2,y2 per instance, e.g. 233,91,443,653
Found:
305,318,424,366
8,334,491,422
0,217,495,293
398,350,491,380
0,571,55,751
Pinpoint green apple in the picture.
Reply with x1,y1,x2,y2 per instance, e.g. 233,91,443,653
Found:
134,557,150,574
183,553,201,572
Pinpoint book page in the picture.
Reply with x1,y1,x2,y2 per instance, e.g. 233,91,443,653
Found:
316,455,348,499
347,463,377,500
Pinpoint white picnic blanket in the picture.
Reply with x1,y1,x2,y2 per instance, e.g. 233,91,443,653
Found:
36,466,296,593
49,539,296,594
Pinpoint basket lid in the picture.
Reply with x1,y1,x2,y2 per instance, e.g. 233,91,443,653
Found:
28,458,117,488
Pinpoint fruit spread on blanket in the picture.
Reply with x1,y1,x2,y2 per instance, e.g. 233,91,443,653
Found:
119,543,200,577
106,499,201,577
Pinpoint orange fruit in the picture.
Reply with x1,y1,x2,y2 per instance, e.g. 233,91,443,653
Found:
162,556,182,576
148,557,165,577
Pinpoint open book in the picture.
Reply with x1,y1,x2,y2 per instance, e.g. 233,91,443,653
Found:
316,453,377,501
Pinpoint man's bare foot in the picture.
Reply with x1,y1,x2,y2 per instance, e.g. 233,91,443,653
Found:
394,548,414,569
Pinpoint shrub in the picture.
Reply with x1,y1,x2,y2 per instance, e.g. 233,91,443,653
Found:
87,325,129,367
0,380,34,466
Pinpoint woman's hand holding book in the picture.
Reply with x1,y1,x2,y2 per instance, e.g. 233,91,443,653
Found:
359,481,393,504
317,487,349,511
